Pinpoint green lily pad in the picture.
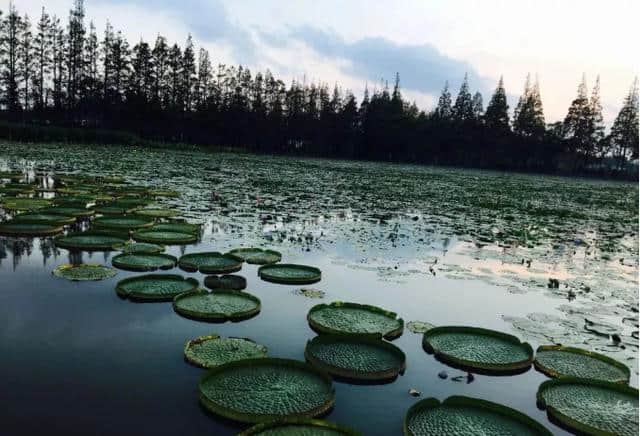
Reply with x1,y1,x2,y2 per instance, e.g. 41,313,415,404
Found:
132,230,197,245
0,170,24,179
198,358,335,423
293,288,326,299
113,241,165,254
537,378,638,436
93,215,154,231
39,206,95,218
229,247,282,265
93,205,137,215
53,264,118,281
305,334,406,381
173,290,260,321
150,222,200,234
0,222,64,237
116,274,199,301
407,321,436,334
1,197,52,211
404,396,552,436
422,326,534,374
307,302,404,340
55,231,129,251
54,195,99,207
239,419,360,436
184,334,267,369
258,264,321,284
13,213,76,226
179,252,243,274
534,345,630,383
110,198,151,208
149,189,180,198
111,253,177,271
204,275,247,291
134,208,180,218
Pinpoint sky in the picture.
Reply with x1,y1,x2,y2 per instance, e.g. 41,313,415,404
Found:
3,0,638,126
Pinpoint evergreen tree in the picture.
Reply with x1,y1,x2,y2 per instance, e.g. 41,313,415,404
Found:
33,7,52,110
484,76,509,130
18,13,33,111
434,81,452,120
589,75,605,157
151,35,169,107
1,4,23,112
50,15,65,110
471,91,483,120
514,74,545,137
195,47,212,109
181,35,196,112
563,74,592,154
452,74,473,122
66,0,85,109
608,78,639,167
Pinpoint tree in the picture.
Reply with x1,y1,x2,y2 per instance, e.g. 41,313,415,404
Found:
18,13,33,111
452,73,474,123
513,74,545,138
472,91,483,120
83,21,100,109
181,35,196,112
1,3,23,112
563,74,592,156
66,0,85,109
33,7,52,110
50,15,66,110
589,75,606,157
151,35,169,107
608,78,639,168
434,81,452,120
484,76,509,131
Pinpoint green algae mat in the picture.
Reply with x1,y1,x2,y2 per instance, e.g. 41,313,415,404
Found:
239,419,360,435
536,378,638,436
404,396,552,436
422,326,533,374
0,222,64,237
304,334,406,381
198,358,335,423
12,213,76,226
132,230,197,245
228,247,282,265
178,252,243,274
111,253,177,271
184,334,268,369
534,345,630,383
307,302,404,340
113,241,164,254
173,290,261,321
53,264,118,281
55,231,129,251
116,274,199,301
92,215,154,231
258,264,321,284
204,274,247,291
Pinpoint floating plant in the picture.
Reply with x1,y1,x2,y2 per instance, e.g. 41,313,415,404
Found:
12,213,76,226
203,274,247,291
184,334,267,369
115,274,199,301
1,197,52,211
173,289,260,321
0,222,64,237
258,264,321,284
53,264,118,281
39,206,95,218
111,253,177,271
55,231,128,251
92,215,155,231
112,241,164,254
534,345,630,383
178,252,243,274
132,229,197,245
149,222,200,235
238,418,360,436
134,208,180,218
307,302,404,340
228,247,282,265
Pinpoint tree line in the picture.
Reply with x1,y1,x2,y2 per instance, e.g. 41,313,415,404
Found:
0,1,637,177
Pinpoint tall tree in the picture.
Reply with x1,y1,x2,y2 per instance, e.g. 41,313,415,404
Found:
563,74,592,155
452,74,473,122
33,7,52,110
50,15,65,110
484,76,509,130
181,35,196,112
65,0,85,109
18,13,33,111
589,75,605,157
608,78,639,168
471,91,483,120
513,74,545,137
83,21,100,108
1,3,23,112
434,81,452,120
151,35,169,107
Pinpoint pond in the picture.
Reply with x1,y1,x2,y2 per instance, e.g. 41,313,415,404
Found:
0,142,637,435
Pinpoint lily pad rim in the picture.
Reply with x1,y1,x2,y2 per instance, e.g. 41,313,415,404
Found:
111,252,178,272
534,344,630,383
184,333,268,369
115,273,199,301
178,251,244,274
173,289,261,321
132,229,197,245
52,263,118,281
228,247,283,265
258,263,322,284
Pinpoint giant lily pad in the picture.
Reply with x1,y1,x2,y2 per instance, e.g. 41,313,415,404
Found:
534,345,630,383
307,302,404,340
116,274,199,301
134,208,180,218
173,290,260,321
0,222,64,237
228,248,282,265
93,215,154,231
112,253,177,271
132,230,197,245
55,231,128,251
258,264,321,284
422,326,534,374
198,358,335,423
239,419,360,436
93,205,137,215
53,264,118,281
13,213,76,226
305,334,406,381
113,241,164,254
150,222,200,235
536,378,638,436
178,252,243,274
204,275,247,291
1,197,52,211
39,206,95,218
404,396,552,436
184,334,268,369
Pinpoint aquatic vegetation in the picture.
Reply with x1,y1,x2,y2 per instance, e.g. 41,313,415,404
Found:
1,197,52,211
39,206,95,218
536,378,638,436
12,213,76,226
293,288,325,299
111,253,177,271
203,274,247,291
93,205,137,215
116,274,199,301
228,247,282,265
304,334,406,381
132,230,197,245
92,215,154,231
534,345,630,383
258,264,321,284
178,252,243,274
149,222,200,235
0,222,64,236
55,231,128,251
307,302,404,339
238,419,360,436
149,189,180,198
52,264,118,281
134,208,180,218
198,358,335,423
184,334,267,369
173,289,260,321
113,241,164,254
404,396,552,436
407,321,436,334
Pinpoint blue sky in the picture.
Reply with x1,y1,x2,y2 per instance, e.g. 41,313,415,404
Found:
4,0,638,125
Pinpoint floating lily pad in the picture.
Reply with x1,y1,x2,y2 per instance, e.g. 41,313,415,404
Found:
132,230,197,245
150,222,200,234
54,195,98,207
258,264,321,284
534,345,630,383
93,205,137,215
204,275,247,291
93,215,154,231
305,334,406,381
173,290,260,321
179,252,243,274
184,334,267,369
1,197,52,211
293,288,326,299
407,321,436,334
112,253,177,271
110,198,152,208
239,418,360,436
537,378,638,436
55,231,128,251
13,213,76,226
422,326,534,374
53,264,118,281
404,396,552,436
39,206,95,218
149,189,180,198
0,222,64,237
116,274,199,301
0,170,24,179
135,208,180,218
229,248,282,265
113,241,164,254
198,358,335,423
307,302,404,340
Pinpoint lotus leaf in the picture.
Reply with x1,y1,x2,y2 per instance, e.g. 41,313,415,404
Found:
184,334,267,369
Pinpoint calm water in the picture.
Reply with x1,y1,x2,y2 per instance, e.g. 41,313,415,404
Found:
1,142,637,435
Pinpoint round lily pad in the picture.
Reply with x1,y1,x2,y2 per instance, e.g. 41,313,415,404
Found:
13,213,76,226
150,222,200,235
134,208,180,218
112,253,177,271
93,205,137,215
534,345,630,383
536,378,638,436
173,290,260,322
1,197,52,211
198,358,335,423
93,215,154,231
258,264,321,284
132,230,197,245
116,274,199,301
239,419,360,436
229,248,282,265
307,302,404,340
55,231,128,251
404,396,552,436
113,241,164,254
109,198,151,208
204,275,247,291
184,334,268,369
39,206,95,218
178,252,243,274
0,222,64,237
422,326,534,374
305,334,406,381
53,264,118,281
